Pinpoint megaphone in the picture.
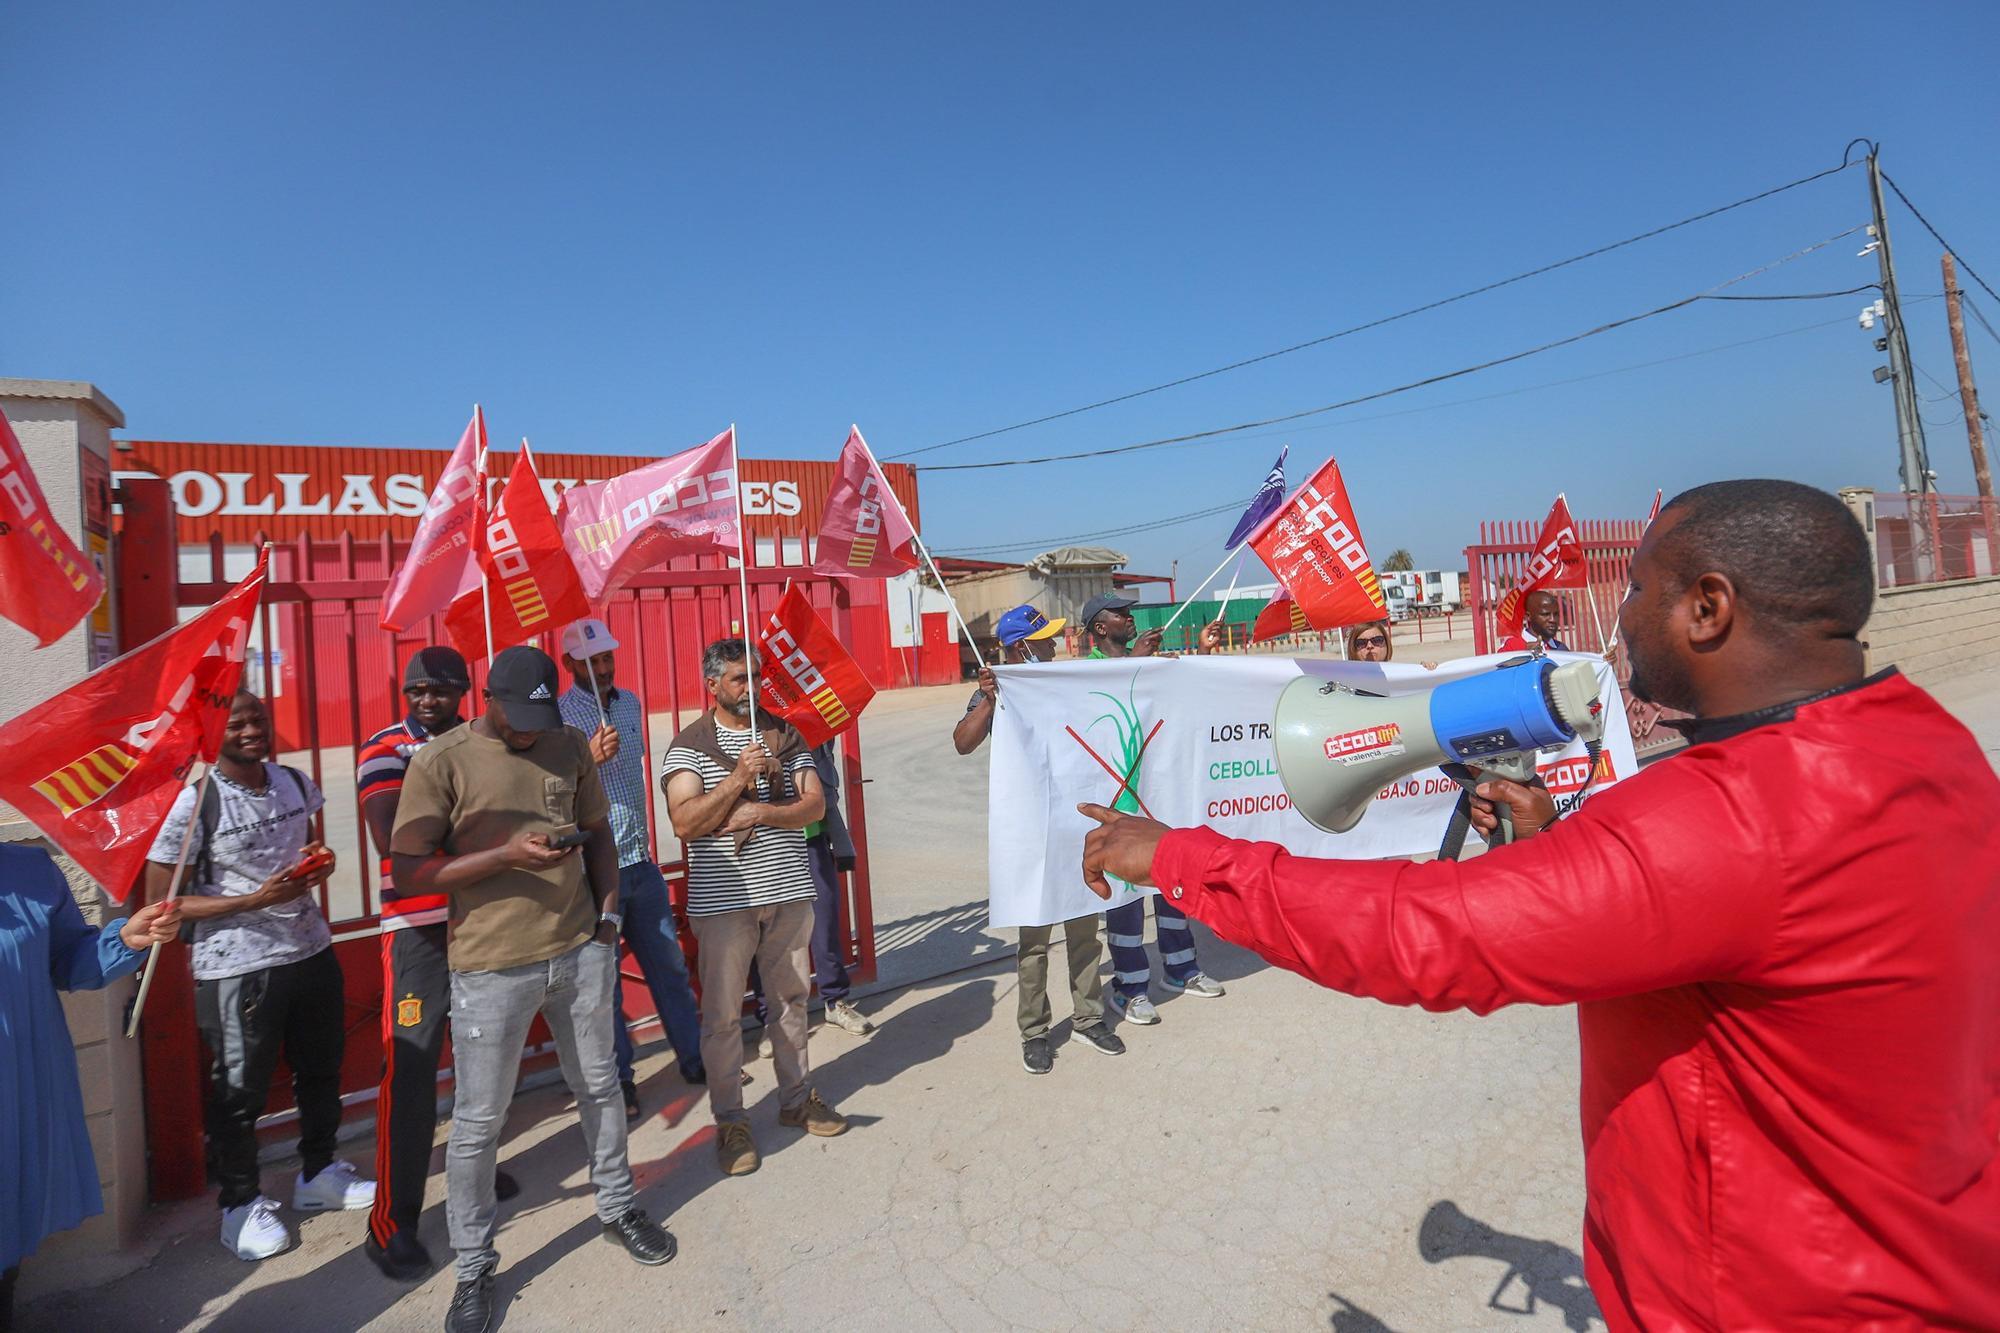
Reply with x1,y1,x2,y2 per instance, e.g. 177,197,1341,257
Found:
1272,657,1605,834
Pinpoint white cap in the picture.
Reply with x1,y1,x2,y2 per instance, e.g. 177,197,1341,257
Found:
560,618,620,660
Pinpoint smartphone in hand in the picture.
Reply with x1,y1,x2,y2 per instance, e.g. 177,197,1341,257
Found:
289,848,335,878
547,829,590,850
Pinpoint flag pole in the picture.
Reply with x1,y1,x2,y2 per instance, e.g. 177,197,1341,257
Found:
730,425,762,744
1160,547,1239,632
1210,549,1249,627
124,763,213,1039
850,428,988,672
476,407,496,676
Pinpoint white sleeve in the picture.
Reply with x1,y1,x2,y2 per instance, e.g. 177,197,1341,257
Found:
145,783,201,865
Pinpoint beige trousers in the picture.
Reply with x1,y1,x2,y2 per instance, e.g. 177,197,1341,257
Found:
690,899,815,1121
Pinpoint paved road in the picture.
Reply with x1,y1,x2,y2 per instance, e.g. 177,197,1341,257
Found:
24,662,1996,1332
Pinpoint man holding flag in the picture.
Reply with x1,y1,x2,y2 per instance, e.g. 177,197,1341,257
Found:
1494,495,1587,652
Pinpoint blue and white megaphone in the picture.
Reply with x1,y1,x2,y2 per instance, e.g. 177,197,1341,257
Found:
1271,657,1606,835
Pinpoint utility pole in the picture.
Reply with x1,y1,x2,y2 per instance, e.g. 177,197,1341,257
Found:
1865,146,1934,580
1943,251,1998,574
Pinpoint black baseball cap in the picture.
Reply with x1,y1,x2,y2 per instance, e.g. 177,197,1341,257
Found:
404,646,471,691
1077,593,1137,635
486,646,563,731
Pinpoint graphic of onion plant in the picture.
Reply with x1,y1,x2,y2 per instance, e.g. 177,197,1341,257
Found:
1082,673,1147,889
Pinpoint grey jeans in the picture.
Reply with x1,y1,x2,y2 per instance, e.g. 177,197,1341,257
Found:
447,940,633,1279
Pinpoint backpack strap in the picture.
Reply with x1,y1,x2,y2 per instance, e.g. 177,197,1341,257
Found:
192,774,224,889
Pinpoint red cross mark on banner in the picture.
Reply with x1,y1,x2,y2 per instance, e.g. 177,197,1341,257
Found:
1063,719,1164,820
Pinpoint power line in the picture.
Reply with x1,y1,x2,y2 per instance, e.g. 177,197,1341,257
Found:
1961,291,2000,348
948,499,1247,557
1881,172,2000,304
885,155,1866,461
916,282,1878,473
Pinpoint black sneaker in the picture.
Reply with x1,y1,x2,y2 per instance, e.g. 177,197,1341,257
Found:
621,1079,641,1123
604,1207,676,1266
494,1169,520,1202
364,1229,432,1282
1022,1036,1053,1075
681,1063,707,1086
1075,1023,1126,1056
445,1270,496,1333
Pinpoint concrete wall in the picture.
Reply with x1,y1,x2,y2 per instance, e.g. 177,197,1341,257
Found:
1864,575,2000,687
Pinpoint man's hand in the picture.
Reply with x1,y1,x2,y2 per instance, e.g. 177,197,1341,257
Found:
1196,621,1226,655
590,722,621,765
499,830,576,871
975,666,998,701
120,898,182,950
720,801,762,835
732,742,779,785
1132,627,1166,657
254,864,315,908
1078,802,1171,898
1468,777,1558,843
593,919,621,946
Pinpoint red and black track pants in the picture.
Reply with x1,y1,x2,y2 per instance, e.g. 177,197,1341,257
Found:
367,922,450,1245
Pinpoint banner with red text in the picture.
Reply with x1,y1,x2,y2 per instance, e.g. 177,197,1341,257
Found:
446,446,593,660
558,428,740,600
985,653,1636,927
751,586,875,748
381,409,486,632
0,407,105,646
1246,456,1388,632
0,550,266,897
813,427,919,579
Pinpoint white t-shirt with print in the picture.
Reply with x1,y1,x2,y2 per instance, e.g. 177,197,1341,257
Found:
146,764,332,981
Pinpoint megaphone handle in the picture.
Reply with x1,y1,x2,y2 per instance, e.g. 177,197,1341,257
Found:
1494,803,1515,847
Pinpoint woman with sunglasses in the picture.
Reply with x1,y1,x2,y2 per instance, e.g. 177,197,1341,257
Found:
1342,620,1437,670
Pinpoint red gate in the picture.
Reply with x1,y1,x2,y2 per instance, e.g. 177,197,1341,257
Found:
1463,512,1684,756
130,500,877,1199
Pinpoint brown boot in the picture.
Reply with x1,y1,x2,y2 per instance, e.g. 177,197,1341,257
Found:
716,1121,759,1176
777,1090,848,1138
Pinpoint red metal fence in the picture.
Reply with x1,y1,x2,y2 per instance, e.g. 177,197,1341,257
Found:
1464,514,1684,756
131,501,877,1197
1872,492,1999,588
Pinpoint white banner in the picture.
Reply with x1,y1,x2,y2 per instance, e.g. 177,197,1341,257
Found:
986,652,1639,927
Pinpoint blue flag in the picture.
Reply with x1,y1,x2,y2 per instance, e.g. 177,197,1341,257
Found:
1224,445,1289,549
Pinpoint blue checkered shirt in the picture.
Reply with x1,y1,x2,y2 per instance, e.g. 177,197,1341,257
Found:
558,683,651,867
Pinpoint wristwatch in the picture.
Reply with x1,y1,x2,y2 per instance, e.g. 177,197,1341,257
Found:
598,911,623,930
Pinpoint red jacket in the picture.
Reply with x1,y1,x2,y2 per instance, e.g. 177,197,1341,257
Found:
1152,671,2000,1330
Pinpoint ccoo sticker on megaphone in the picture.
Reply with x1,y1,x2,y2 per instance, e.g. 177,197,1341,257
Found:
1273,658,1606,834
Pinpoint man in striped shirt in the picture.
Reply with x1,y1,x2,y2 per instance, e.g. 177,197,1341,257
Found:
357,648,515,1281
662,638,848,1178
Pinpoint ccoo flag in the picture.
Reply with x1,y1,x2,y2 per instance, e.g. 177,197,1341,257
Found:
0,549,267,898
813,427,919,579
559,427,740,601
446,444,593,660
1245,456,1387,632
0,406,105,647
381,408,487,632
1223,445,1289,550
1249,590,1312,644
1494,493,1587,643
751,586,876,748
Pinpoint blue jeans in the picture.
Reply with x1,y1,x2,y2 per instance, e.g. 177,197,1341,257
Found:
1105,894,1200,1000
611,861,704,1082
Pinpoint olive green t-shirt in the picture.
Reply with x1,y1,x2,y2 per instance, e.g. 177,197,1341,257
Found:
390,723,611,973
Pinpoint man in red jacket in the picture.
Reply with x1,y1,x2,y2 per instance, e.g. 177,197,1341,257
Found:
1081,479,2000,1331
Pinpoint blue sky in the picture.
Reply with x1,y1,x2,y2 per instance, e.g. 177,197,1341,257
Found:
5,2,1997,578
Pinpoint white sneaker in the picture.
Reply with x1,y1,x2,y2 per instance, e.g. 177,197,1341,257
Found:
824,999,875,1037
220,1195,290,1261
293,1159,376,1213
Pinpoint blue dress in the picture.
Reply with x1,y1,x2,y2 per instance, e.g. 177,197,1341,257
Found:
1,844,146,1270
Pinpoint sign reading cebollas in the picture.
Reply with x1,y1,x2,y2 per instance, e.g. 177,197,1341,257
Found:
114,440,915,545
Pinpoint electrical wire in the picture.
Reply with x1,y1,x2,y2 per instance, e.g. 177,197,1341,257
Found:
917,282,1878,473
949,499,1248,557
1880,172,2000,305
1961,291,2000,348
885,155,1866,461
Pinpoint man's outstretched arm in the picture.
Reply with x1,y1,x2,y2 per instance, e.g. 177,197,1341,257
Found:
1079,753,1780,1014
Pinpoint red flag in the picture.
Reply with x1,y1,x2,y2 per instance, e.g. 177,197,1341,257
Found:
1250,591,1312,644
558,428,740,600
1495,494,1587,642
1245,457,1387,632
445,445,593,660
0,550,267,898
1644,489,1663,529
751,586,876,748
0,407,105,646
813,427,919,578
381,408,486,632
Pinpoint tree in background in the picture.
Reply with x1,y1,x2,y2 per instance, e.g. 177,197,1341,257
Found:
1381,548,1415,572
